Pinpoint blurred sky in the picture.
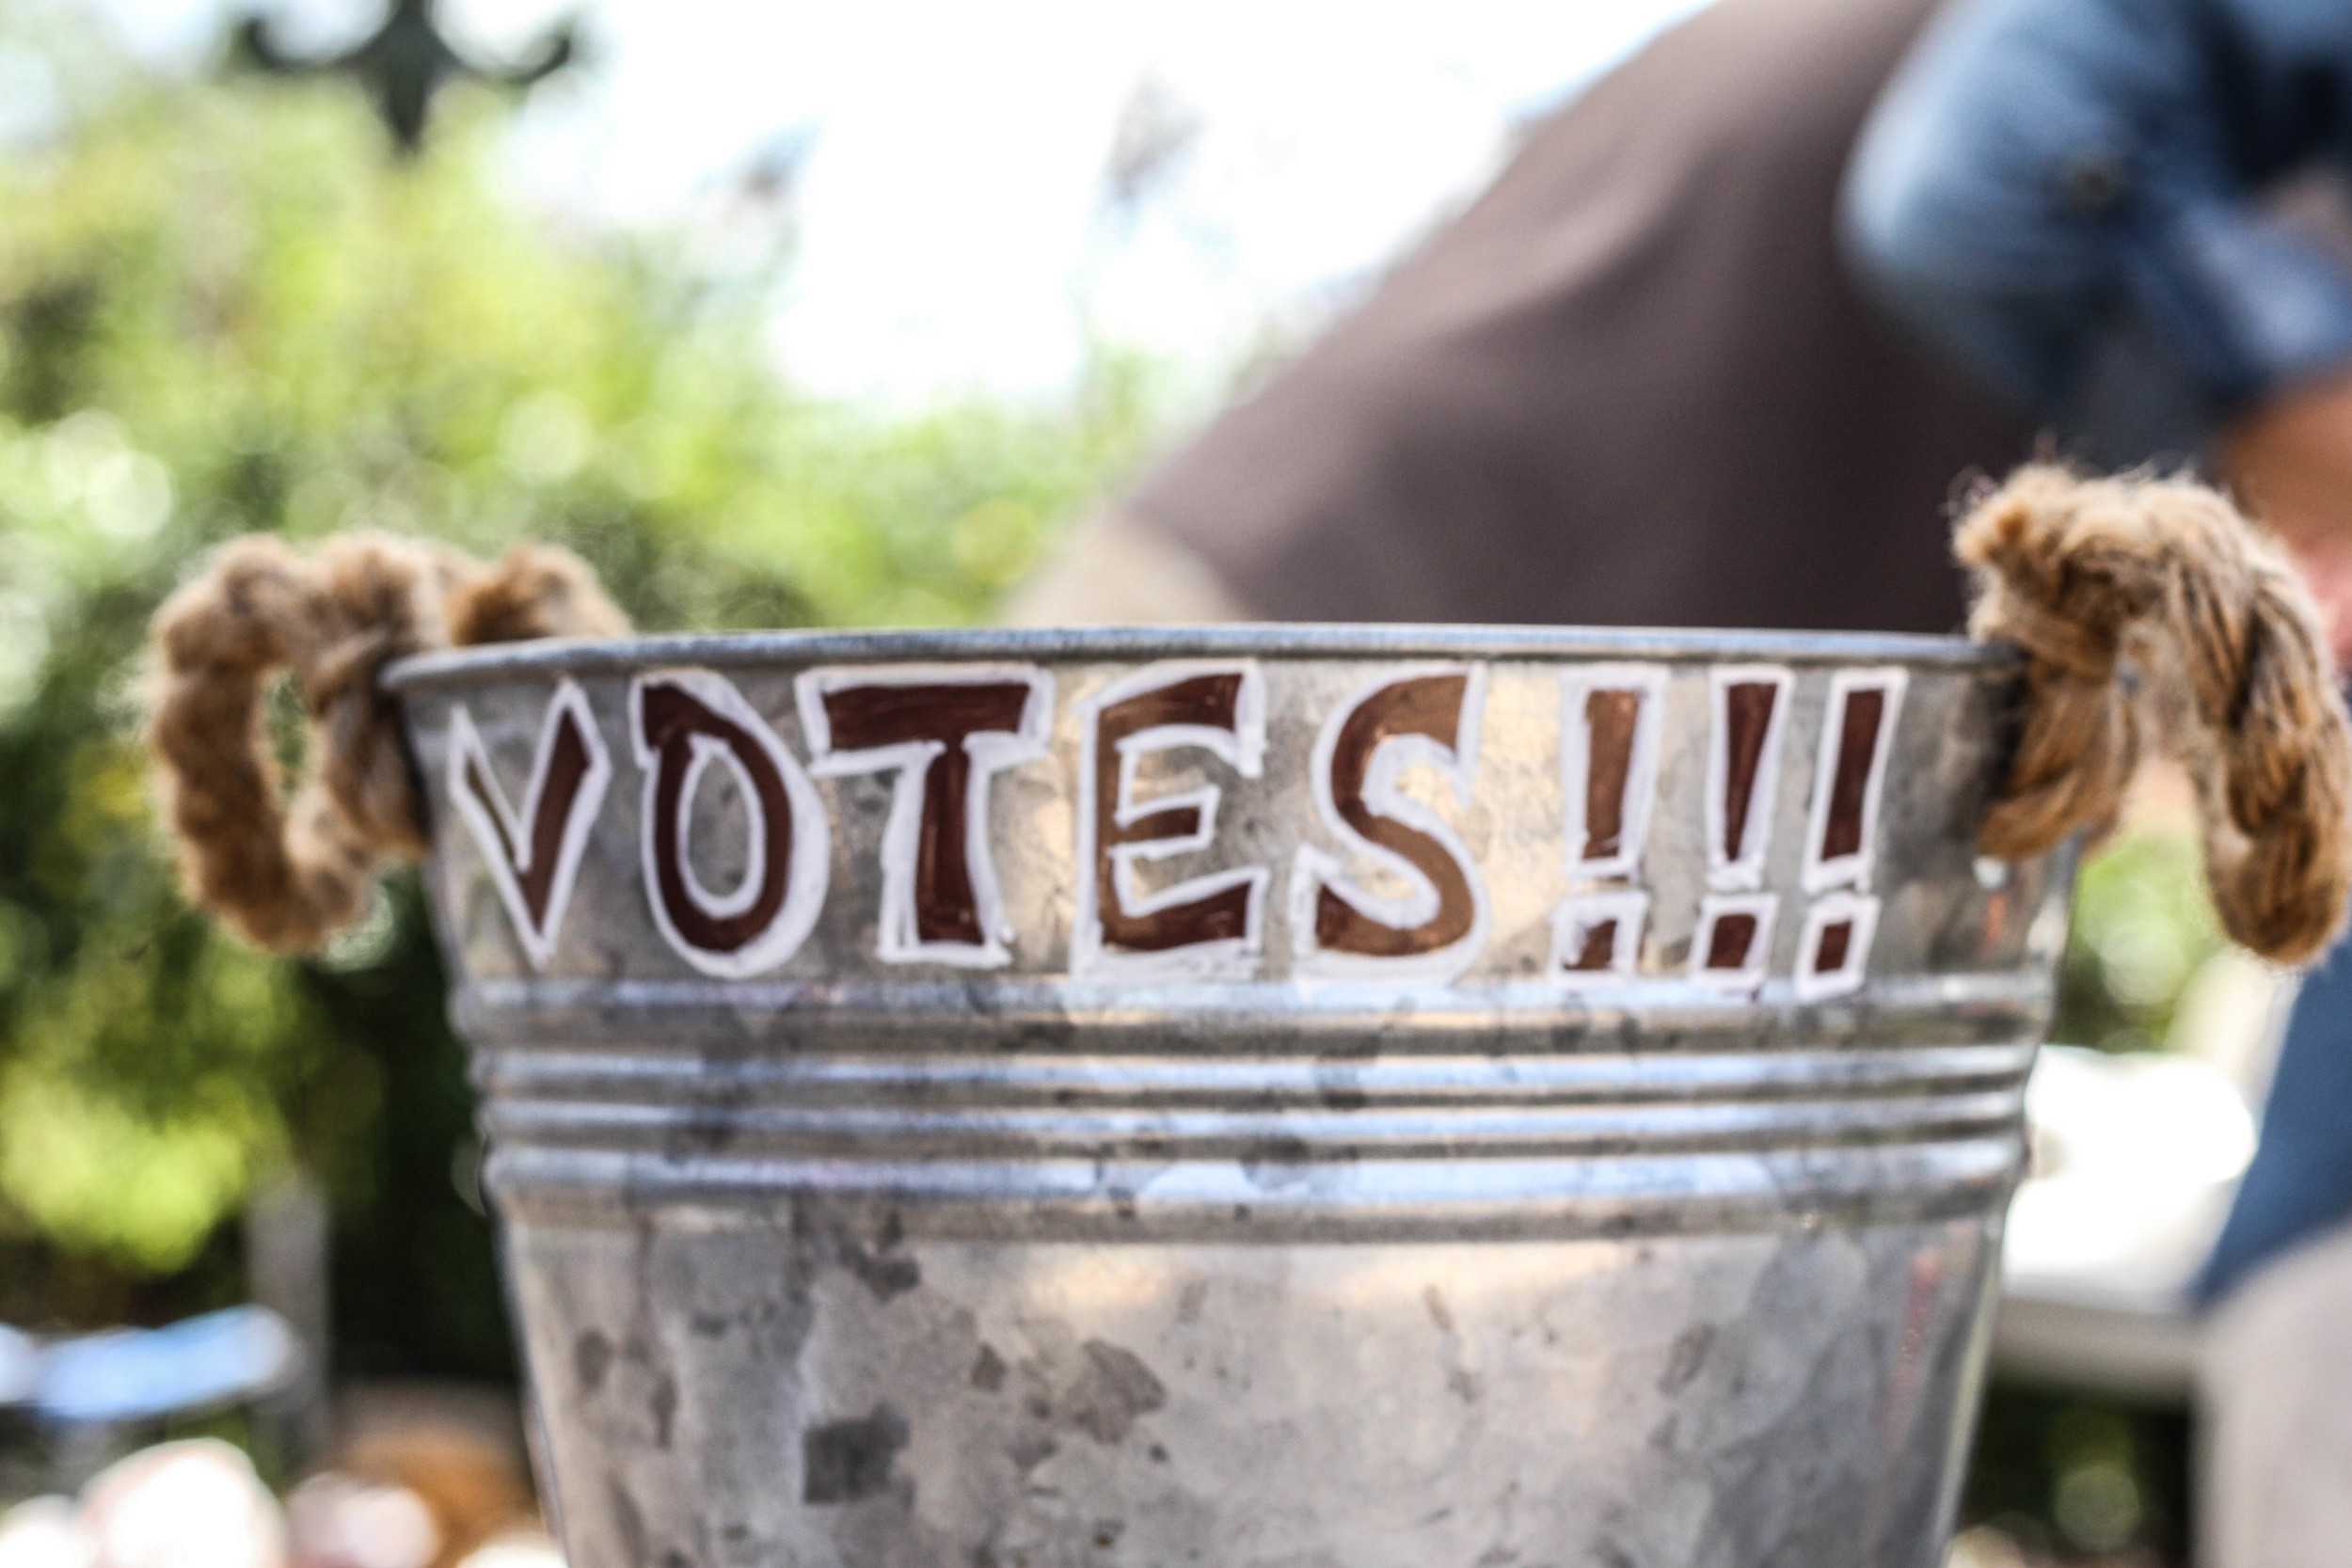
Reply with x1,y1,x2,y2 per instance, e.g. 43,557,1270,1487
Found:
63,0,1712,405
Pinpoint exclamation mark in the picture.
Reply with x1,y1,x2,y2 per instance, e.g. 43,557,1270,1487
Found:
1692,667,1790,990
1796,670,1906,1001
1552,668,1663,980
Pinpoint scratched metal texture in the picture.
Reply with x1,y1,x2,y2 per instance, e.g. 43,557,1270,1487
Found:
387,626,2073,1568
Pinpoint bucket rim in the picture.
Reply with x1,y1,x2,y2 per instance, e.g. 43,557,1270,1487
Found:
383,623,2012,692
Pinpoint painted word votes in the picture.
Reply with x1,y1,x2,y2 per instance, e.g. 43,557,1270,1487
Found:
443,661,1905,998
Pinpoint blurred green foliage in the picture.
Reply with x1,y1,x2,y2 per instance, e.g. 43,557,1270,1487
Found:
0,50,1160,1371
1966,1386,2192,1566
2051,832,2223,1055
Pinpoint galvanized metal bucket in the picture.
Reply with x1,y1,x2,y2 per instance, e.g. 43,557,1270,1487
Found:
386,626,2069,1568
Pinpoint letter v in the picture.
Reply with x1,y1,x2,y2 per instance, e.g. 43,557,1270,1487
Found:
446,679,612,970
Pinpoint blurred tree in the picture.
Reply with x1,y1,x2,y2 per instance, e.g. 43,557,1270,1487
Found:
0,43,1162,1376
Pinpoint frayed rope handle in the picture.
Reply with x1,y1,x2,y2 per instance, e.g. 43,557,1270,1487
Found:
142,466,2352,966
1957,464,2352,966
145,533,628,953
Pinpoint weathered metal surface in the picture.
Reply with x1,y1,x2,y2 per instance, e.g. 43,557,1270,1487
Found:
388,626,2072,1568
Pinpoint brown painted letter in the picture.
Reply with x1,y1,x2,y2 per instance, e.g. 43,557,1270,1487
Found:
807,674,1041,957
1085,668,1263,962
1310,672,1482,959
462,719,589,923
632,673,828,975
446,679,612,970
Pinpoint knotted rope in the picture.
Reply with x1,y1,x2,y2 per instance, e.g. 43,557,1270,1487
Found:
1956,464,2352,966
145,532,628,953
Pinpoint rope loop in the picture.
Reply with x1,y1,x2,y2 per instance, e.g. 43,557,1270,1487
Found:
1957,464,2352,966
145,532,628,953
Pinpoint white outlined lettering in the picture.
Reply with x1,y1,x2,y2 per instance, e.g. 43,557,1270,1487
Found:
631,671,829,978
446,679,612,971
1073,661,1269,979
1293,664,1491,982
797,665,1053,968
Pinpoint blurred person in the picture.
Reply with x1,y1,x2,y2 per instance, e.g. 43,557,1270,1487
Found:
1009,0,2033,630
1841,6,2352,1567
